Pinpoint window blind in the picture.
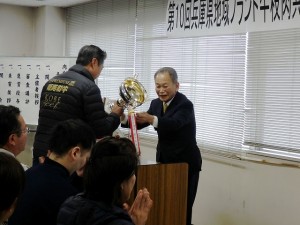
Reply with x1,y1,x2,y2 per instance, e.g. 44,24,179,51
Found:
66,0,136,101
135,0,247,155
244,28,300,160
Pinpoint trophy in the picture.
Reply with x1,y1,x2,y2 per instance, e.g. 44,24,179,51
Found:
104,75,148,113
115,76,148,110
105,75,147,155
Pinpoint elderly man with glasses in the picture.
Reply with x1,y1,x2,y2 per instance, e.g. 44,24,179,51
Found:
0,105,29,170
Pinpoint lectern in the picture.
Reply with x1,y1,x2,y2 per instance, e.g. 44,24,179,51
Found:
134,162,188,225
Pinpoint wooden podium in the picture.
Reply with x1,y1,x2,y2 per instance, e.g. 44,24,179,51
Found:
134,162,188,225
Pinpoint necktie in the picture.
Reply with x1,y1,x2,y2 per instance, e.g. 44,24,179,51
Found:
163,102,168,113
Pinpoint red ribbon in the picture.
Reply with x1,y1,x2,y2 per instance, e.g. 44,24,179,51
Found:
128,113,141,156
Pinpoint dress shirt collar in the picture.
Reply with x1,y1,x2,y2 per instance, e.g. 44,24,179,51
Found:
0,148,14,157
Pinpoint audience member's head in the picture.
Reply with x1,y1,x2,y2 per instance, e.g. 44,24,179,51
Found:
84,137,139,206
0,153,25,223
0,105,28,156
48,119,96,175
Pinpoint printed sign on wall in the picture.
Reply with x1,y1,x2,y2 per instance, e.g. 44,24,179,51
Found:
0,57,76,125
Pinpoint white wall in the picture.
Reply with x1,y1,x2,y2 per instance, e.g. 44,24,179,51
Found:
34,6,66,56
0,4,34,56
0,4,65,57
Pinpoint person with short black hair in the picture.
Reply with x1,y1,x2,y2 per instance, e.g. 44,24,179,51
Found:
0,153,25,225
8,119,96,225
33,45,123,165
0,105,29,170
57,137,153,225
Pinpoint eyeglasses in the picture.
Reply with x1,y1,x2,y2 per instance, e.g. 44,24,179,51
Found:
19,127,30,134
11,127,30,135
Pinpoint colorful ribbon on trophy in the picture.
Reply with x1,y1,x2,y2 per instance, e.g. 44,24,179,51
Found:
128,111,141,156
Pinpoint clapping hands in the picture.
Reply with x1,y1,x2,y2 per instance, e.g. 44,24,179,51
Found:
123,188,153,225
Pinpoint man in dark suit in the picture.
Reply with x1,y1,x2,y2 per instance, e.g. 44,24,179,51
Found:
132,67,202,225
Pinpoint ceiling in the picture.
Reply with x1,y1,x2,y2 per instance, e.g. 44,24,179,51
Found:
0,0,93,7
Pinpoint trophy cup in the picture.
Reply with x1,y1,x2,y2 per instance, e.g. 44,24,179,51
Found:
115,76,147,110
105,75,147,155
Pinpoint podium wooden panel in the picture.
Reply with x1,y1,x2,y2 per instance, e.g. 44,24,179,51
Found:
134,163,188,225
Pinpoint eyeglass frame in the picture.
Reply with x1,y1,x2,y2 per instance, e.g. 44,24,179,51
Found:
21,127,30,134
13,127,30,135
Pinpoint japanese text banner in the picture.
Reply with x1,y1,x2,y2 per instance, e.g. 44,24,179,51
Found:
166,0,300,37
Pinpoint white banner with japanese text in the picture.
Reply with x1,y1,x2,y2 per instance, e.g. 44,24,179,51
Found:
166,0,300,37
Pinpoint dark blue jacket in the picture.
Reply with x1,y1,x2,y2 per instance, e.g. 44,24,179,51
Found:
8,158,79,225
33,64,120,157
57,194,134,225
125,92,202,173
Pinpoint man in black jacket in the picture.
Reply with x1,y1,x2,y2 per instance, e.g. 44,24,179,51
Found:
33,45,123,165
